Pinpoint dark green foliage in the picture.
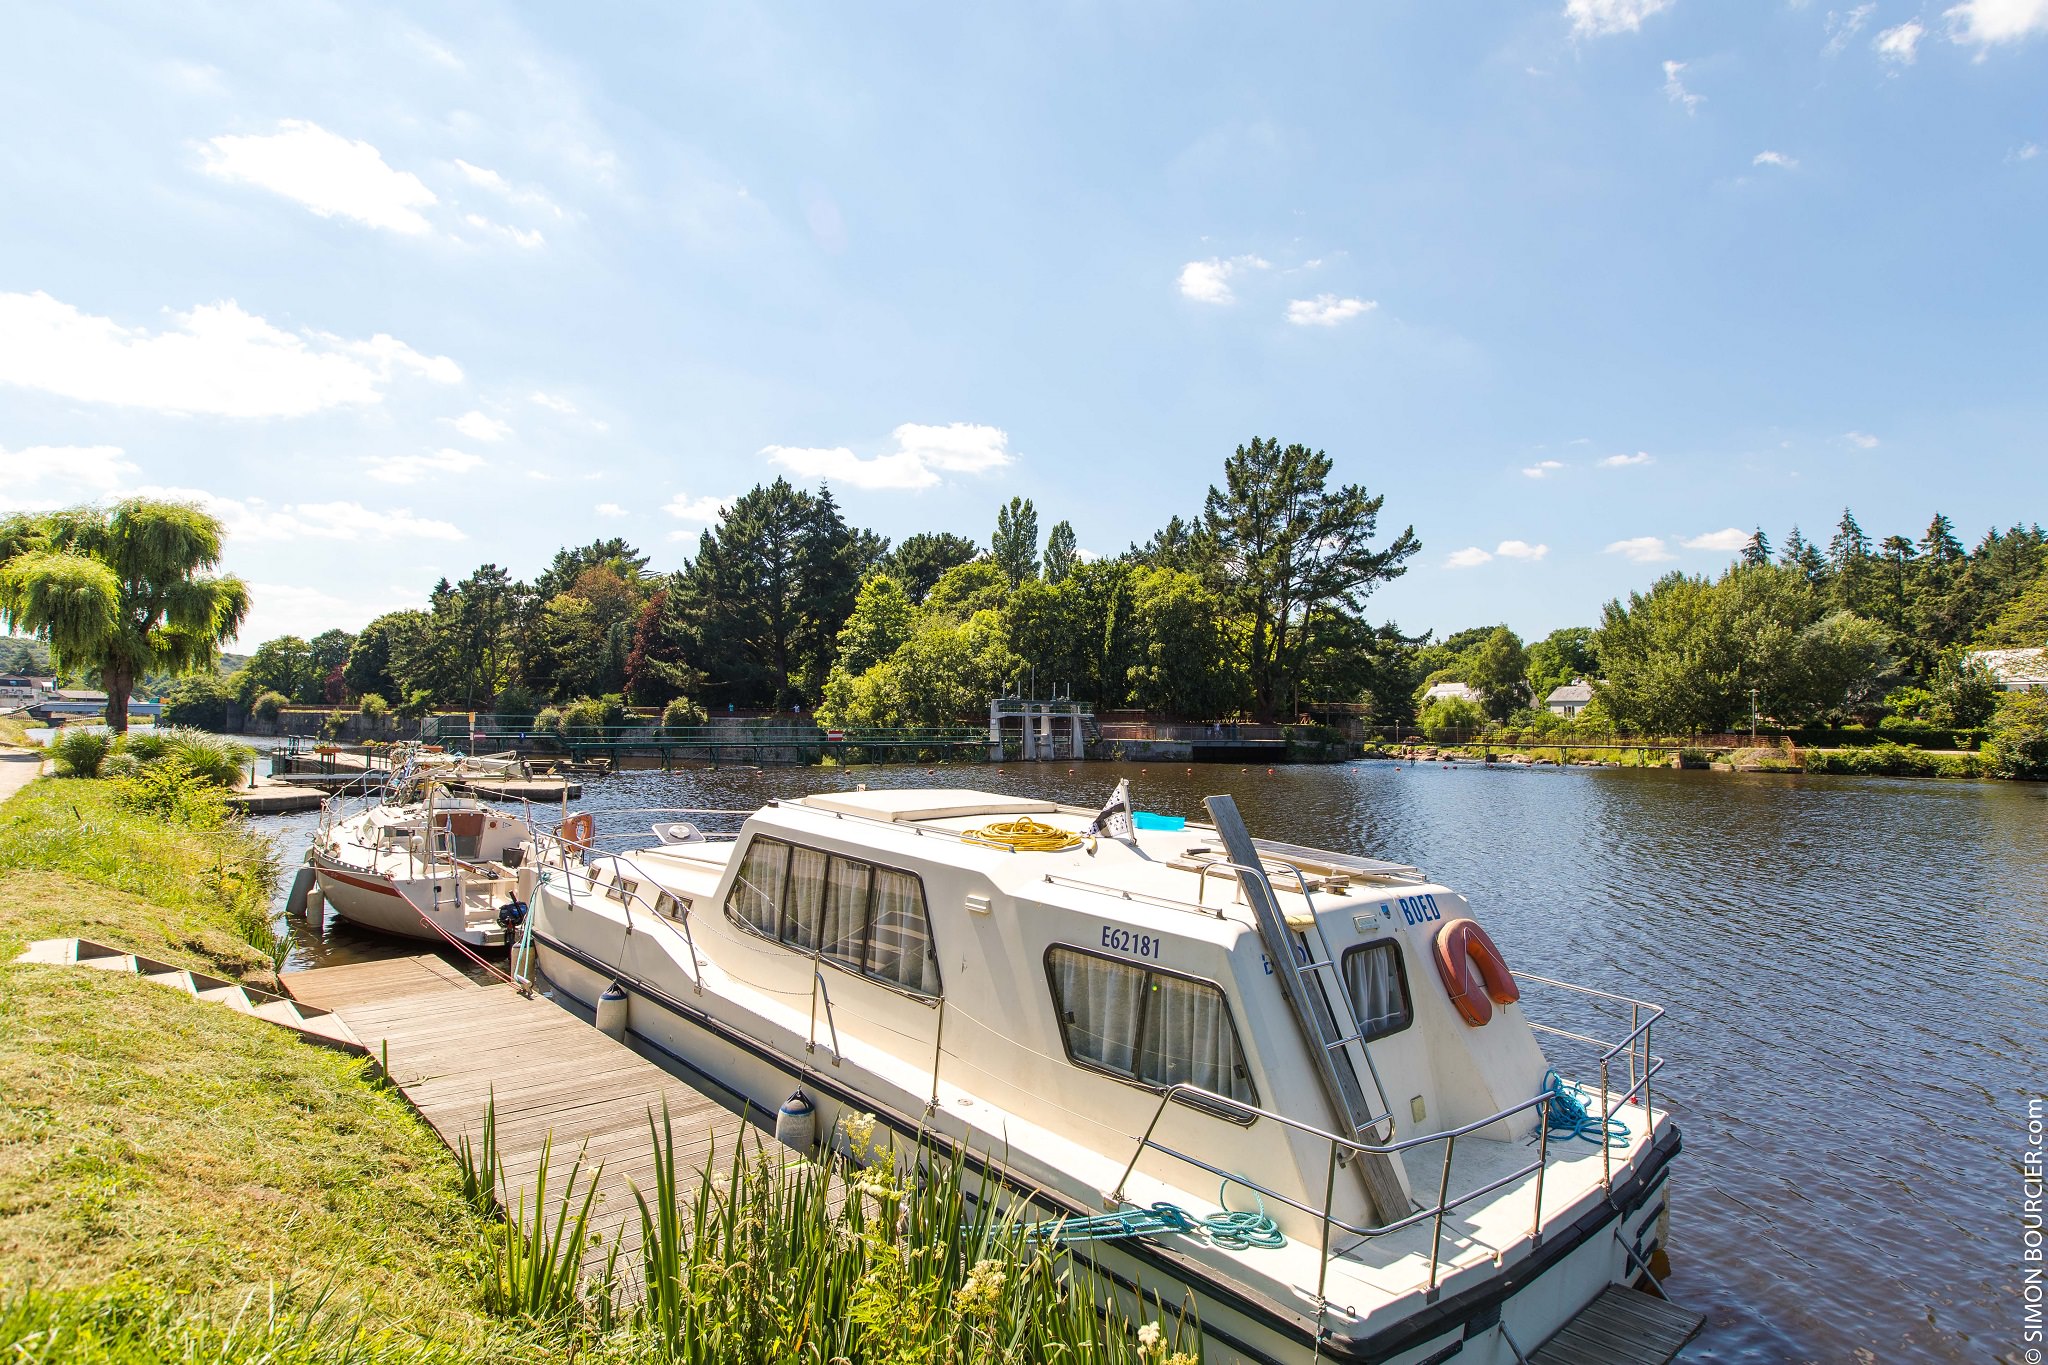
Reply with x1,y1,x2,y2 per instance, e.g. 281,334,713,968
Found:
681,480,861,710
159,673,235,730
881,533,978,603
1199,437,1418,720
1042,520,1079,585
1984,691,2048,779
990,496,1040,584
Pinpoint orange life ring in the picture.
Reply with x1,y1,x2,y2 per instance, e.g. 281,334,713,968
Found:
559,812,596,854
1433,918,1520,1027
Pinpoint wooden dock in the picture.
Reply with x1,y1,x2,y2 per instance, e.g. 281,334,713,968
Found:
284,955,755,1270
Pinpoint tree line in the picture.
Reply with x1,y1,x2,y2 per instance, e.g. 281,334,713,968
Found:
1408,512,2047,739
7,463,2045,758
132,437,1424,729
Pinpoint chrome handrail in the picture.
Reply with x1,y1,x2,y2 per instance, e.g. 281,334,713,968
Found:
531,830,707,995
809,967,843,1064
1105,972,1667,1310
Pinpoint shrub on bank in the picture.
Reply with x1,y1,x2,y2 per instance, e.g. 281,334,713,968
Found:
1984,691,2048,780
660,696,708,731
358,692,390,722
559,694,625,739
252,689,290,722
49,728,111,778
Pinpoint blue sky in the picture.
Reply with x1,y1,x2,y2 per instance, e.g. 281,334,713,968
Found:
3,0,2044,647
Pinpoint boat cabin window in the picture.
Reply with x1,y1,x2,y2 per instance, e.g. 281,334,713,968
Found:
605,875,640,905
726,836,942,997
1340,941,1413,1042
1043,946,1258,1113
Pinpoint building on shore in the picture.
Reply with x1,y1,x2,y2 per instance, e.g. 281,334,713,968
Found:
1544,679,1596,718
1965,647,2048,692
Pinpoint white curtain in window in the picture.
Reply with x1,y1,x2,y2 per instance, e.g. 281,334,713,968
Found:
867,868,940,994
820,858,870,970
728,838,788,936
785,846,828,951
1138,972,1253,1102
1342,942,1409,1040
1048,949,1143,1076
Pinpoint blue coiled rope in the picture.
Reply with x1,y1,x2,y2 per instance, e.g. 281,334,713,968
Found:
1027,1180,1285,1250
1543,1069,1630,1148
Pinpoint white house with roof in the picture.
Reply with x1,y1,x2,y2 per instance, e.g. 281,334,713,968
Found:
1544,679,1596,718
1965,647,2048,692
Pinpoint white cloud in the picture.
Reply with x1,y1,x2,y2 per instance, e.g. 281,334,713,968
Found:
364,448,484,484
1844,431,1880,448
462,213,545,249
1875,20,1927,61
1177,255,1269,304
453,159,565,219
1600,451,1654,467
1445,546,1494,569
1682,527,1749,551
198,120,436,235
2,444,140,503
1662,60,1703,111
1496,540,1550,560
1944,0,2048,47
0,291,460,418
1825,4,1877,54
2015,142,2043,161
127,486,464,544
594,502,626,518
452,410,512,442
763,422,1015,492
1523,459,1566,479
664,493,727,522
1567,0,1675,38
1607,535,1677,562
1285,295,1376,326
529,390,579,414
1754,150,1799,168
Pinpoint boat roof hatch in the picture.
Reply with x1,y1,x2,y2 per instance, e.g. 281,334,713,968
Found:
799,789,1058,824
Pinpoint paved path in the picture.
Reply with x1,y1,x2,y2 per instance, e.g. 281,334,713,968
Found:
0,750,45,807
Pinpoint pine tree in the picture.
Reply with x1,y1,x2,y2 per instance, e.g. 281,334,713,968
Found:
1780,527,1826,584
1827,508,1871,568
1742,528,1772,566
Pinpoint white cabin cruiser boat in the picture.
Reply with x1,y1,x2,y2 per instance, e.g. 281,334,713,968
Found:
523,787,1685,1364
310,789,530,948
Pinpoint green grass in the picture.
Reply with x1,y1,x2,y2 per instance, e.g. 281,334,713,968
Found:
0,775,550,1362
0,778,279,975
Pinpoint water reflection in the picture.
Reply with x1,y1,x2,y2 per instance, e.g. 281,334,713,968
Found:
249,757,2045,1362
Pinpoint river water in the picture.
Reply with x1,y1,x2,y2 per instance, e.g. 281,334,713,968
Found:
260,758,2048,1362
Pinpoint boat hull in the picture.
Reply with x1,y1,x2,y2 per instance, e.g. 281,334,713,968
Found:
532,928,1678,1365
312,855,506,947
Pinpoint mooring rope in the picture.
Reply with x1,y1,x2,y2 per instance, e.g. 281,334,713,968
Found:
960,817,1083,853
1542,1069,1631,1147
1026,1180,1285,1250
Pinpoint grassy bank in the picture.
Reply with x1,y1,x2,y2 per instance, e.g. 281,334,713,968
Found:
0,776,533,1360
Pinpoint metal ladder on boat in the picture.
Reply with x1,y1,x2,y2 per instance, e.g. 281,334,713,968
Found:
1203,796,1409,1226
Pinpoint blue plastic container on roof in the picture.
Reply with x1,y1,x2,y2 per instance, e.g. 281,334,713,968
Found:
1133,811,1185,831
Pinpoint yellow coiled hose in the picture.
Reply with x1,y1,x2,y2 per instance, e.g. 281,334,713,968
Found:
960,817,1083,852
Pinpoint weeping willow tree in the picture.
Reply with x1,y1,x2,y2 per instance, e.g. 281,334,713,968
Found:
0,500,250,733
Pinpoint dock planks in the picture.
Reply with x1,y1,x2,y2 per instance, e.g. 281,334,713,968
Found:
1529,1283,1706,1365
285,959,756,1273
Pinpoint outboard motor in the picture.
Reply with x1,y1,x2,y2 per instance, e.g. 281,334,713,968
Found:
496,900,529,930
774,1089,818,1155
